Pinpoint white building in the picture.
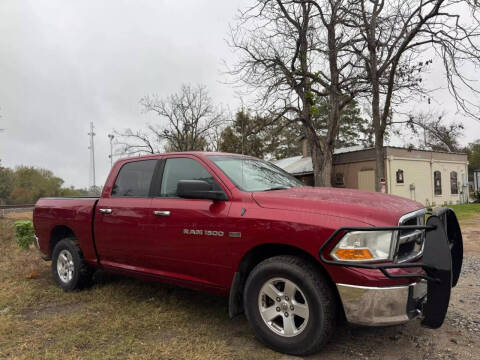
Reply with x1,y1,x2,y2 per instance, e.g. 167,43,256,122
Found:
274,146,469,206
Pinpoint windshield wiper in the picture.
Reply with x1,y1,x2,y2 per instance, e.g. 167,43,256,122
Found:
263,186,291,191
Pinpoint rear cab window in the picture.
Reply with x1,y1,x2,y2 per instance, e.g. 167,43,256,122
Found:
112,159,157,197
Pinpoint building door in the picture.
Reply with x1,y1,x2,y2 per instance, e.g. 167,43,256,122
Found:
358,170,376,192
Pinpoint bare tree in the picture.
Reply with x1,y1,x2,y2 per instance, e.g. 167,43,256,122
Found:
400,112,464,152
114,128,161,156
115,84,226,155
347,0,480,190
229,0,365,186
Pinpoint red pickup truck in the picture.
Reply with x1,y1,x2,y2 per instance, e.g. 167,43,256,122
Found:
33,152,463,355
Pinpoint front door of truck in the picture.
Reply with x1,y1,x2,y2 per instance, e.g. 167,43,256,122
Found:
94,159,158,269
149,156,232,288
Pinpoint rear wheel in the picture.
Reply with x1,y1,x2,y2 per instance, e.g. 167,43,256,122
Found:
243,255,336,355
51,237,93,291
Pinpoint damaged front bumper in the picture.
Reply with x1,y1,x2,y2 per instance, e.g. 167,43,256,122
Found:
336,281,427,326
320,207,463,328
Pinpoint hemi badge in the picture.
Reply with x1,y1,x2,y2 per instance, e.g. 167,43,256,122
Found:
229,232,242,238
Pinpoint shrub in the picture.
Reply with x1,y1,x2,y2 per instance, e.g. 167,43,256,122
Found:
14,220,35,250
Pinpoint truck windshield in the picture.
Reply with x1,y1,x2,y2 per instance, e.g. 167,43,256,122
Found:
208,155,304,192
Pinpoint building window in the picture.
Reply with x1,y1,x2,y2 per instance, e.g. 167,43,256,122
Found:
335,173,344,186
396,169,404,184
450,171,458,195
434,171,442,195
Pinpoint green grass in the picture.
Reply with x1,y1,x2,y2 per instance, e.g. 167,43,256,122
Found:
447,203,480,221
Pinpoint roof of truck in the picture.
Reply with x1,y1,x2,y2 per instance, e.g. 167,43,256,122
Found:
116,151,253,163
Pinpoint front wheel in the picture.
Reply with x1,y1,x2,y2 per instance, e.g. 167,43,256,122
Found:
243,255,336,355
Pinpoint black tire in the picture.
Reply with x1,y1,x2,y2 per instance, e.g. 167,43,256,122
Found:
243,255,336,356
51,237,93,291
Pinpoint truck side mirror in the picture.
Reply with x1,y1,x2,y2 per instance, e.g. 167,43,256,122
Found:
176,180,228,201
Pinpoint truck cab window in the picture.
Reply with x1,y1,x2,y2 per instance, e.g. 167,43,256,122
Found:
111,159,157,197
160,158,221,197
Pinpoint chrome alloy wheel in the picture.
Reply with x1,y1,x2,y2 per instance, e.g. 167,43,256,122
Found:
57,249,74,283
258,277,309,337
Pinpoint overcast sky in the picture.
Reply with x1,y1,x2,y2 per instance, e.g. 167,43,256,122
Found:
1,0,479,189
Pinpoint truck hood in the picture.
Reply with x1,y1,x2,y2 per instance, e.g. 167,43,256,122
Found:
252,187,424,226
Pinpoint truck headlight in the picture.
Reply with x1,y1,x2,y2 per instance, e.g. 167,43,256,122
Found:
331,231,394,262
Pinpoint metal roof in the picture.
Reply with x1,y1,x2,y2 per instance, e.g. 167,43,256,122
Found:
274,156,312,175
273,145,468,176
272,146,365,175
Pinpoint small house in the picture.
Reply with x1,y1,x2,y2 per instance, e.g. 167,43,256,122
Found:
273,145,469,206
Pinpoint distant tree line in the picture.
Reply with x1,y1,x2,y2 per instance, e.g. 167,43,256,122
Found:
0,164,87,205
115,84,372,160
114,82,467,163
218,100,372,159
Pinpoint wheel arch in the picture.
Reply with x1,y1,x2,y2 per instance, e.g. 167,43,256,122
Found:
228,243,341,318
49,225,76,256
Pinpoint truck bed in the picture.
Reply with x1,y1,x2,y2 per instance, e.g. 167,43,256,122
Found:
33,197,100,263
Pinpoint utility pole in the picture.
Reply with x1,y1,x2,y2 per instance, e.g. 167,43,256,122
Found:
108,134,114,168
88,122,96,191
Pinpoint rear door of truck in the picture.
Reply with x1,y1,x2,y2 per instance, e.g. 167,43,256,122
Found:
93,158,158,269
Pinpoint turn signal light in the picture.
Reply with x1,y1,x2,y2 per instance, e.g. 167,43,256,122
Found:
334,248,373,260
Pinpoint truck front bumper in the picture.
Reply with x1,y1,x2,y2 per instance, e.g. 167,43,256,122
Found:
336,281,427,326
320,207,463,329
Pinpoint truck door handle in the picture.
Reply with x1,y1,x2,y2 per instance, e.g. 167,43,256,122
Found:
153,210,170,217
99,208,112,214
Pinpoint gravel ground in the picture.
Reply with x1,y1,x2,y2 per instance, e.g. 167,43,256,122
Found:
460,256,480,275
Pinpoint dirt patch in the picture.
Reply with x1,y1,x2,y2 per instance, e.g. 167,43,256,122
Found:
20,302,88,321
459,218,480,256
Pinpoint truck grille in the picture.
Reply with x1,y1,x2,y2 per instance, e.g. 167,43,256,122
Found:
395,210,426,263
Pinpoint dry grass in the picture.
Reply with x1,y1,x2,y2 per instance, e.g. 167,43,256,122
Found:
2,211,479,360
1,211,33,220
0,214,277,360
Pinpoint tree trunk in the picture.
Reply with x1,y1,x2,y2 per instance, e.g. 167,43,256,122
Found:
319,148,333,186
370,45,385,192
318,22,340,188
302,125,323,187
374,130,385,192
311,141,324,187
